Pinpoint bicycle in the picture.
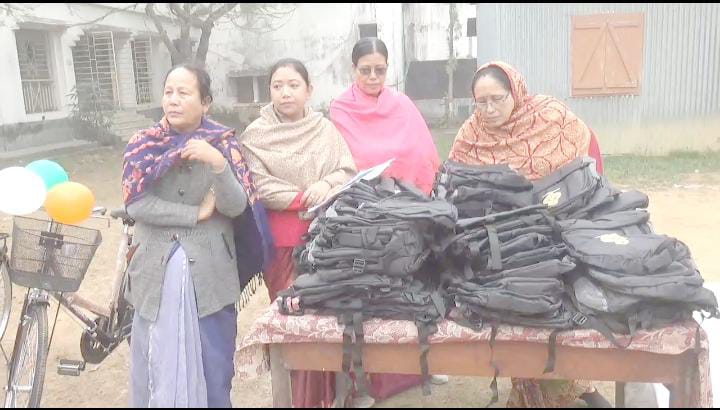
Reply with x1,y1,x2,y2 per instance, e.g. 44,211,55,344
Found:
2,206,136,408
0,231,13,343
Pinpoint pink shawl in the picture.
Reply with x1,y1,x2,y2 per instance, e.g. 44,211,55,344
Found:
329,83,440,194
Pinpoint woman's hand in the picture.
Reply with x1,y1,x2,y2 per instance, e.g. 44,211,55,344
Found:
285,296,301,313
301,180,331,208
181,139,227,173
197,189,216,221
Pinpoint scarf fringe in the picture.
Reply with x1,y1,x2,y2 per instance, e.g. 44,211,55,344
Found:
238,272,265,311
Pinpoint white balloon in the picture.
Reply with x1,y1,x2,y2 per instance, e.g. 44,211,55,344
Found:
0,166,47,215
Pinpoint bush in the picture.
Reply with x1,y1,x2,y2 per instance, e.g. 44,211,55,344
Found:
67,84,118,146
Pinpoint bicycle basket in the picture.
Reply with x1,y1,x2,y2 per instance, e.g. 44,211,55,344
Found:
9,216,102,292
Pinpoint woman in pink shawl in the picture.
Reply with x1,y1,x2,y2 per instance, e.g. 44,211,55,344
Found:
329,37,443,407
330,37,440,196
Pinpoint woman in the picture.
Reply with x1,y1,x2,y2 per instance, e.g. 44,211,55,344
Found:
329,37,444,407
122,63,271,408
330,37,440,196
240,58,357,408
449,61,610,408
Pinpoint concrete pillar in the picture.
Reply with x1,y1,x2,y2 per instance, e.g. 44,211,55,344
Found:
0,21,28,124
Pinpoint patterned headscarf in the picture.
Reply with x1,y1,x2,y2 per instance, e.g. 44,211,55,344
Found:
122,116,273,303
449,61,591,180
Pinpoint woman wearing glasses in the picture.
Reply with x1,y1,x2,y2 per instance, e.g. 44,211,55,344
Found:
328,37,442,408
330,37,440,196
450,61,603,178
449,61,609,408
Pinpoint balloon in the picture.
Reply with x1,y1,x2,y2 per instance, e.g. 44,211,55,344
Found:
45,182,95,225
0,167,47,215
26,160,69,190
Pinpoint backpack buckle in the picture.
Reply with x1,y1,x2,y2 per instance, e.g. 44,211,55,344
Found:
572,312,588,326
352,258,366,274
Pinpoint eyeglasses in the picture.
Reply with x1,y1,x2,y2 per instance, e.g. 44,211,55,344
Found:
473,92,511,111
357,65,388,77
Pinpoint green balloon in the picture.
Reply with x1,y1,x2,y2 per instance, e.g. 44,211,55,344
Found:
25,160,69,190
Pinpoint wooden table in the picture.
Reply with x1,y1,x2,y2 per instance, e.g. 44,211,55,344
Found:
268,337,698,407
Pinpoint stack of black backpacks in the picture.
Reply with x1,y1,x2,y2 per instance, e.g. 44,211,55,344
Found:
435,161,583,332
543,159,719,337
276,156,718,405
278,177,456,398
437,156,718,340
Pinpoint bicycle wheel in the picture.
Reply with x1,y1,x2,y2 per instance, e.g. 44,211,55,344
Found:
4,303,48,408
0,261,12,341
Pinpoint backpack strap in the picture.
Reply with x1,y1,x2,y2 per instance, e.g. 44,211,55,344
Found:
543,328,563,374
340,312,354,406
486,224,503,271
415,315,436,396
352,311,370,397
485,323,501,408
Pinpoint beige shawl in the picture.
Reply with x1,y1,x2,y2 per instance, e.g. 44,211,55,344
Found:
240,103,357,210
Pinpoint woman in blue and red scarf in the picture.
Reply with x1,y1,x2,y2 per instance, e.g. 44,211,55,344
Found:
122,63,272,408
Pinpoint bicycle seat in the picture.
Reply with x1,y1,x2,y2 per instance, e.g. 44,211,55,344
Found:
0,233,8,240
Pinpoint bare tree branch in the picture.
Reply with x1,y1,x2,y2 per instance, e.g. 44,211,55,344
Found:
1,3,33,18
169,3,204,28
66,3,140,28
146,3,181,64
207,3,239,24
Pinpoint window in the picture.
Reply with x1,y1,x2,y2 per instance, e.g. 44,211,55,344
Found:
15,29,58,113
467,18,477,37
358,23,378,39
232,73,270,104
571,13,645,97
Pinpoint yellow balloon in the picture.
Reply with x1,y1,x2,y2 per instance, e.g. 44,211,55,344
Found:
45,182,95,225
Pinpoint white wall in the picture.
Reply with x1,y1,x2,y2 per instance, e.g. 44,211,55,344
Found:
404,3,477,62
209,3,381,111
0,24,27,125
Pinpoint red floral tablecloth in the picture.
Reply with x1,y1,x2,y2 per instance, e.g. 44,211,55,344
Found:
236,304,712,407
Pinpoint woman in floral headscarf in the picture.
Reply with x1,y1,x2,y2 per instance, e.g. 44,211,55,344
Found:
449,61,608,408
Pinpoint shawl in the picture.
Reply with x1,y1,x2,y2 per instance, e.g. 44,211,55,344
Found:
329,83,440,195
122,116,273,307
449,61,591,180
240,103,356,210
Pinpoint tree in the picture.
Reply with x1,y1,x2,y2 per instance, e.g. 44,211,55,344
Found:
443,3,462,126
144,3,294,65
0,3,32,26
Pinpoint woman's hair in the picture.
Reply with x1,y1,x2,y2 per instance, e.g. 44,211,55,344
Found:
471,65,511,98
351,37,389,66
269,58,311,86
163,63,213,103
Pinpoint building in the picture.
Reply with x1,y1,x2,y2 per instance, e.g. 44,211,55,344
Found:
475,3,720,154
0,3,180,154
207,3,477,125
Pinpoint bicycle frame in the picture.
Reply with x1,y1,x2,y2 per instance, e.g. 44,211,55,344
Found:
53,216,134,358
59,220,132,330
4,210,135,408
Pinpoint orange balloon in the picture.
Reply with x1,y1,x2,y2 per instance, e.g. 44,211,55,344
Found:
45,182,95,225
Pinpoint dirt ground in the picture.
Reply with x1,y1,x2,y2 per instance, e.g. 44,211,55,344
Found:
0,145,718,407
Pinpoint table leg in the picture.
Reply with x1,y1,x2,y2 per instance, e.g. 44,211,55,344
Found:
669,354,695,408
269,344,292,408
615,381,625,408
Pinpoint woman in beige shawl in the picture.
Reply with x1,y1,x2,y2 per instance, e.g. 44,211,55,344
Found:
240,58,356,408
